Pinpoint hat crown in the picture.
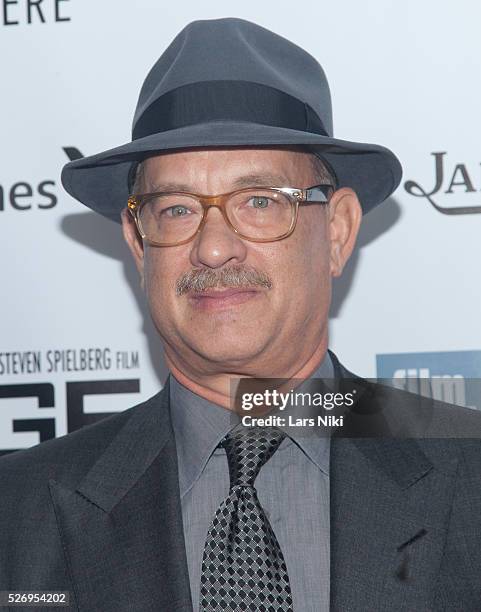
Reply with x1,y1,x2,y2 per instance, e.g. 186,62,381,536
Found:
133,17,333,137
61,17,402,222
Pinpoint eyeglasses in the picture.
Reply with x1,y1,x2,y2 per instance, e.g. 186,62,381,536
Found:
127,184,333,247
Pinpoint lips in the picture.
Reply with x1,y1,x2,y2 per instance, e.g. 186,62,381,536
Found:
188,287,261,310
192,288,256,298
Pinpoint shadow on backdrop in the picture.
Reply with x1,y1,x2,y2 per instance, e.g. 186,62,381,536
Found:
330,195,401,317
60,194,401,383
59,213,169,388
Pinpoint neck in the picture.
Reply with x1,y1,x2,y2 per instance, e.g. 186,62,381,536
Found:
165,338,329,410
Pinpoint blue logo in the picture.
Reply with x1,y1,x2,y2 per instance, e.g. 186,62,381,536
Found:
376,350,481,411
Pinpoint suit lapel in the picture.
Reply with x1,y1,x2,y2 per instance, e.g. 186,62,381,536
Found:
48,379,193,612
329,355,460,610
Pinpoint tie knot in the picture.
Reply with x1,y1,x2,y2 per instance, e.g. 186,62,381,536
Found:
221,426,285,488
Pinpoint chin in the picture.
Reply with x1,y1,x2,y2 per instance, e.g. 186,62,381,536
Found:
190,334,267,367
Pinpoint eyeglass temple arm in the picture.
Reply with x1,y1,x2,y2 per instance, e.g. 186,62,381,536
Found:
303,185,332,203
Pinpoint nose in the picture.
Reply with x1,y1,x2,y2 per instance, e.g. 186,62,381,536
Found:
189,206,248,269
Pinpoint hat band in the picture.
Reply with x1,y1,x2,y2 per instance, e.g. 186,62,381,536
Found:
132,80,328,141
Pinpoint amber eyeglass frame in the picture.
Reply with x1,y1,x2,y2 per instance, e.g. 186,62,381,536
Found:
127,184,334,247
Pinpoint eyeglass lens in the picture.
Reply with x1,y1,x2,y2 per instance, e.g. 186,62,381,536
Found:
138,189,294,243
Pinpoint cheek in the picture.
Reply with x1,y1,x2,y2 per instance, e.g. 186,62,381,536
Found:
274,212,330,292
143,249,182,312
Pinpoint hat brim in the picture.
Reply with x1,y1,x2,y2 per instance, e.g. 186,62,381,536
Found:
61,121,402,223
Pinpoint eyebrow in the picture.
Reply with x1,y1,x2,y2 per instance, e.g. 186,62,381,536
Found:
146,173,293,193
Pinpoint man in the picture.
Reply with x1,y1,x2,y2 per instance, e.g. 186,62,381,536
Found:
1,17,481,612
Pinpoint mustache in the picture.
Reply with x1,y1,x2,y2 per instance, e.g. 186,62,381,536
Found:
176,264,272,296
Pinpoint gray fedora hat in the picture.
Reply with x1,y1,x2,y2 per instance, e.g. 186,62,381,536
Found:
61,17,402,222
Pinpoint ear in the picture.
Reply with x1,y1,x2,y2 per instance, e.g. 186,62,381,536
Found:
327,187,362,277
121,208,145,289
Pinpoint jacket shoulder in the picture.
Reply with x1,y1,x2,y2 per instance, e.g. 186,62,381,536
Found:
0,388,166,488
333,354,481,476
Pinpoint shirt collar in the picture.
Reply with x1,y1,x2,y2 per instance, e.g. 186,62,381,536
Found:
275,353,333,475
170,351,335,497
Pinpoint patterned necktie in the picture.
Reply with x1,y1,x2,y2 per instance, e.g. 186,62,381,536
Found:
200,426,293,611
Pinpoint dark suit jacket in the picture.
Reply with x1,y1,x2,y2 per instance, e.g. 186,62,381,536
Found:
1,357,481,611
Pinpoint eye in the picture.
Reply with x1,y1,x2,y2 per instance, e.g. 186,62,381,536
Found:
248,196,271,209
164,205,191,217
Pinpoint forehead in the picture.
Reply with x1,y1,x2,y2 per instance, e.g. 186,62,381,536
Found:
140,146,318,191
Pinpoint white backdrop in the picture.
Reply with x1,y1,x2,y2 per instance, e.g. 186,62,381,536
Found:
1,0,480,453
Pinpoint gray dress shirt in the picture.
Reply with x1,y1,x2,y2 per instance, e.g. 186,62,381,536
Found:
170,354,334,612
